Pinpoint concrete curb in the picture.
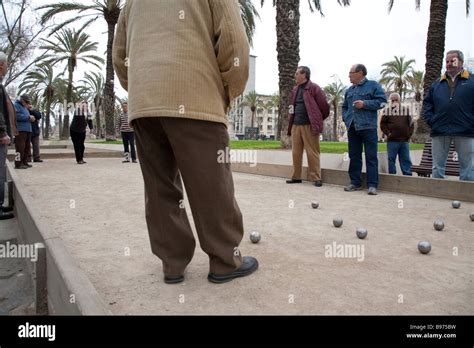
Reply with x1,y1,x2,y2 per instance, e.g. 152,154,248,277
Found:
6,161,112,315
232,162,474,202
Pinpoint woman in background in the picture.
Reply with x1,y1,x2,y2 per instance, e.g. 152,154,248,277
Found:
70,101,93,164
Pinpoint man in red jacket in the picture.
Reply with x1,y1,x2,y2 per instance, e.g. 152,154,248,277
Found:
287,66,330,186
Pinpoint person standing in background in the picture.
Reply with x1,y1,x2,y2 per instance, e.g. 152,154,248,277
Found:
380,93,414,176
14,94,34,169
28,106,43,163
116,101,137,163
70,101,93,164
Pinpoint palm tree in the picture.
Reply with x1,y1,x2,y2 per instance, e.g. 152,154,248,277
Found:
40,28,104,139
78,71,105,138
38,0,259,140
261,0,351,146
38,0,124,141
239,0,261,47
324,78,346,142
17,64,57,140
388,0,470,142
48,76,68,138
407,70,424,102
239,90,263,130
379,56,416,100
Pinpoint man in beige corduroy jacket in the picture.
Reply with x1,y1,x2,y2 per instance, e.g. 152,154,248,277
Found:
113,0,258,284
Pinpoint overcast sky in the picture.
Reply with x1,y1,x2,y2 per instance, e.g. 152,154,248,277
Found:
251,0,473,94
30,0,473,98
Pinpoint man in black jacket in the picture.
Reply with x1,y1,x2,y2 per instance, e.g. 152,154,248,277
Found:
28,107,43,163
0,51,14,220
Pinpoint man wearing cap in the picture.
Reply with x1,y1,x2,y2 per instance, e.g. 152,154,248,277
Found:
14,94,34,169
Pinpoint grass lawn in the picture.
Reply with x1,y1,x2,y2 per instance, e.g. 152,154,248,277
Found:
88,140,425,153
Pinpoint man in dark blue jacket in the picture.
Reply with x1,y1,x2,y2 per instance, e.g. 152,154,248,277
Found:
14,95,34,169
342,64,387,195
423,50,474,181
28,107,43,163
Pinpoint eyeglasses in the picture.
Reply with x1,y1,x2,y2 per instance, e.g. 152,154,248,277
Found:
349,71,357,74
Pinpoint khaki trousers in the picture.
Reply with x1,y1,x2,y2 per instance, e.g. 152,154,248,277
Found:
291,124,321,181
133,117,243,277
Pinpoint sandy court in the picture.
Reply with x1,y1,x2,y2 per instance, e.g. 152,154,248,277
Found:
13,158,474,314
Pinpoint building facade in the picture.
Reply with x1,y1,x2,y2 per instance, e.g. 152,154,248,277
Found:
228,55,256,139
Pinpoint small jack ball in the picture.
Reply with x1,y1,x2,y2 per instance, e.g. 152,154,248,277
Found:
311,201,319,209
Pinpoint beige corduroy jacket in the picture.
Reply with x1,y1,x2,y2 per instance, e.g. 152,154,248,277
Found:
113,0,250,126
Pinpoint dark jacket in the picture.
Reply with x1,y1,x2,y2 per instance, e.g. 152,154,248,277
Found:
29,109,42,137
380,104,414,142
423,69,474,137
70,111,93,133
0,84,12,138
287,80,330,136
342,78,387,131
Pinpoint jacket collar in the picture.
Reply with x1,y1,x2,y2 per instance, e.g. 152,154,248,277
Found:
354,77,367,86
440,69,470,81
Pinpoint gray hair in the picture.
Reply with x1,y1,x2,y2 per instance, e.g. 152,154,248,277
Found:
389,92,401,101
354,64,367,76
0,51,7,63
297,66,311,80
446,50,464,62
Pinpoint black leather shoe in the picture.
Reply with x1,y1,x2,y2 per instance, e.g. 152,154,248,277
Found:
164,275,184,284
0,212,14,220
2,206,13,213
314,180,323,187
34,159,43,163
286,179,302,184
208,256,259,284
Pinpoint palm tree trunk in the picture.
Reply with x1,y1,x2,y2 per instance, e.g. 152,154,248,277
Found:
104,22,117,141
95,96,101,138
276,0,300,148
332,100,338,142
45,97,52,140
62,65,74,140
58,112,62,140
414,0,447,143
251,110,255,129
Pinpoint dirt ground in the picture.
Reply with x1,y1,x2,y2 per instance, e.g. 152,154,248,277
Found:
13,158,474,315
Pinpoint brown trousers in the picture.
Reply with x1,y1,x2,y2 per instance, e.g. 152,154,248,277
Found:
291,124,321,181
15,132,31,167
133,117,243,277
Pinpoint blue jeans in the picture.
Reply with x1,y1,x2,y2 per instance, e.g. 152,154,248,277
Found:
387,141,412,175
348,125,379,188
432,136,474,181
121,131,137,161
